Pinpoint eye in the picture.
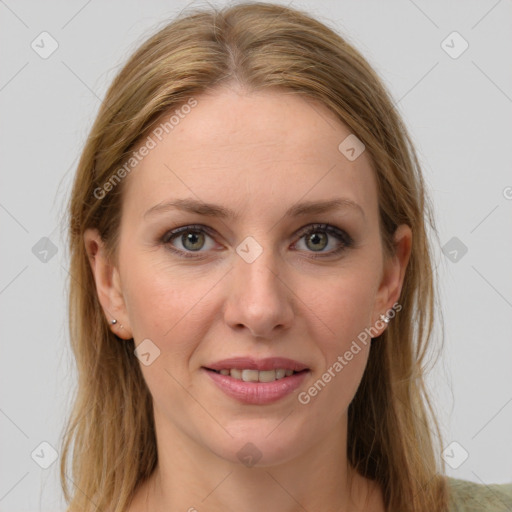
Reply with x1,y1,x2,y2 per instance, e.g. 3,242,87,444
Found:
292,223,353,258
161,223,353,259
161,224,217,258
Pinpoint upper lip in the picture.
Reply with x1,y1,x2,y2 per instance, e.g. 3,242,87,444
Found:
205,357,309,372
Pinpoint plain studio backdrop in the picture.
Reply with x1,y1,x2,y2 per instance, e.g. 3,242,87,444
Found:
1,1,511,510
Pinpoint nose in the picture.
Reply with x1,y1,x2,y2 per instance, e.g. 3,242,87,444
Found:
223,241,294,339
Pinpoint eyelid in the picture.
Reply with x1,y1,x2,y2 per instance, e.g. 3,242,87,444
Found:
160,222,353,258
294,223,353,246
161,223,216,243
160,224,221,259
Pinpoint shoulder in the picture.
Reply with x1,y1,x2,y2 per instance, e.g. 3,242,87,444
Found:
446,476,512,512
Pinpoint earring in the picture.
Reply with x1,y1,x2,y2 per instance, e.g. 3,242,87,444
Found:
380,314,390,324
111,319,118,325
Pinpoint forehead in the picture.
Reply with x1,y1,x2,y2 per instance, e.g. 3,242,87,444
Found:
122,87,379,224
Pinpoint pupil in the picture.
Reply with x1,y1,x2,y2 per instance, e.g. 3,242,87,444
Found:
307,232,327,251
184,232,203,250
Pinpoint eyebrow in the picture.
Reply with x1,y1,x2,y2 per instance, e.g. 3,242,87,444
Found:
144,197,365,220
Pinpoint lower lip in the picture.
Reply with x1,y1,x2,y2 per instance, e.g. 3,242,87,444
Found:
203,368,309,405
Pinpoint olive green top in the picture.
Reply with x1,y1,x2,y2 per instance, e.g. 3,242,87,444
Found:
447,477,512,511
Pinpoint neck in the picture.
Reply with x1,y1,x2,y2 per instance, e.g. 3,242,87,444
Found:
134,409,380,512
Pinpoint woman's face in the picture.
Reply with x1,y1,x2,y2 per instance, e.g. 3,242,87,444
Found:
86,86,411,466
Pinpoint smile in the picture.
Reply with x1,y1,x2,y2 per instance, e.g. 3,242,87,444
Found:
209,368,300,382
202,367,310,405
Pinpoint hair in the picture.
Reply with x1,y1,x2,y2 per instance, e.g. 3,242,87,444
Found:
60,2,449,511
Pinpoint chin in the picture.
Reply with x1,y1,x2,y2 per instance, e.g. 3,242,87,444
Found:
205,424,310,468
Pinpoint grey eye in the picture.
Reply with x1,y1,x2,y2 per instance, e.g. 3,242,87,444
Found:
180,231,206,251
304,231,328,251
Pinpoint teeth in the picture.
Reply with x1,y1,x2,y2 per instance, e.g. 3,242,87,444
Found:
258,370,277,383
216,368,299,382
241,369,259,382
276,369,286,379
230,368,242,380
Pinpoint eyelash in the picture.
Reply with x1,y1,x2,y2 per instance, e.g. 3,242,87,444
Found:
160,223,354,260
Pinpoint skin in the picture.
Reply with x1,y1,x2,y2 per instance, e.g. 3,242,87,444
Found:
85,84,411,512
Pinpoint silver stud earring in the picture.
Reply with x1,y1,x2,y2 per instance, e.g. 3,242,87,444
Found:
380,314,390,324
111,319,118,325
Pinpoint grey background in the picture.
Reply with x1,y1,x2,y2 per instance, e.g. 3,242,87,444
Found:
1,0,511,510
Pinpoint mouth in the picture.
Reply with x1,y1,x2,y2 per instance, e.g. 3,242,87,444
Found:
202,356,310,402
204,367,308,383
202,359,311,405
203,356,310,382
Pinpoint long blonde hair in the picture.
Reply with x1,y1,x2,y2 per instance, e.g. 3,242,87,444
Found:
61,2,449,511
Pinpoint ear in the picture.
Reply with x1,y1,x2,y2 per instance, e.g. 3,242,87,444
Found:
83,228,133,340
370,224,412,336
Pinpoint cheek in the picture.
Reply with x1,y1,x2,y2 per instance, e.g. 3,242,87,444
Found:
303,264,378,397
312,266,379,346
300,279,376,418
121,252,220,349
120,256,222,403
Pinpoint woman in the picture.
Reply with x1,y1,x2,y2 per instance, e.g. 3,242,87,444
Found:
60,2,512,511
